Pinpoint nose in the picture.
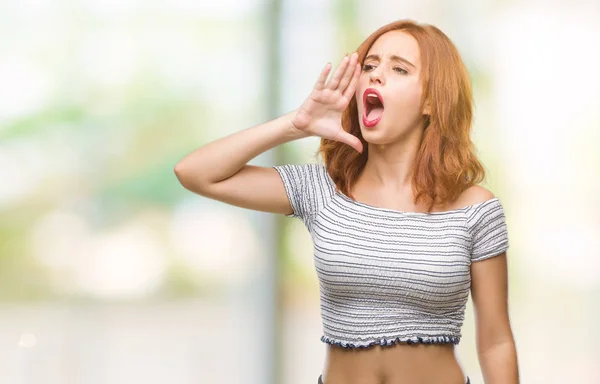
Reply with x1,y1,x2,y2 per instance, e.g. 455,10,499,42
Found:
369,65,385,85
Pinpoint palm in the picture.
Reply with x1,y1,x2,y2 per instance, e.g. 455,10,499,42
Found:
292,53,363,153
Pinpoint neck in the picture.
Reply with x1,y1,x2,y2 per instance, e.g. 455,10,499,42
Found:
362,127,424,191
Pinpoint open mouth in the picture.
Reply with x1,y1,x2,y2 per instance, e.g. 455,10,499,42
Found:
363,88,384,127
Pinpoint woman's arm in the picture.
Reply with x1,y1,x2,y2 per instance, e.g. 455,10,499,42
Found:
175,109,306,188
471,252,520,383
174,111,307,215
174,52,362,215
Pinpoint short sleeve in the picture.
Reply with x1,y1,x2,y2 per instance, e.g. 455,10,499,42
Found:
465,197,510,262
272,163,334,230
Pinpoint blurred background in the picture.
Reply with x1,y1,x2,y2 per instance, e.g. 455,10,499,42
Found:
0,0,599,383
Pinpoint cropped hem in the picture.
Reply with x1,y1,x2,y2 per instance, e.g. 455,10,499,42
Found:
321,334,461,349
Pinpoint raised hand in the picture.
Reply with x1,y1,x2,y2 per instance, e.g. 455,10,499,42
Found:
291,52,363,153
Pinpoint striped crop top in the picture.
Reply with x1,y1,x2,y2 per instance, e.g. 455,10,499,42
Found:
273,163,510,349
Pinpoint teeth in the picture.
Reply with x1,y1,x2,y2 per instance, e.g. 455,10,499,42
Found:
366,93,382,106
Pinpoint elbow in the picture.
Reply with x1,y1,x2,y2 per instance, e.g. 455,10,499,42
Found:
174,161,202,193
477,330,516,355
173,162,188,188
173,161,186,181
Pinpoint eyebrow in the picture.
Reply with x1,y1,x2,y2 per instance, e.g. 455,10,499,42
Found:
364,54,416,68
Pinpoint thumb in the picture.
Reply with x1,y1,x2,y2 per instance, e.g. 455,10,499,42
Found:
334,130,363,153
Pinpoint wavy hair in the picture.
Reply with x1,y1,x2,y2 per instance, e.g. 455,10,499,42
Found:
317,19,485,212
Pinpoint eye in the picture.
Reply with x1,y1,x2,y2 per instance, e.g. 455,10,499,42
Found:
361,63,376,72
394,66,408,74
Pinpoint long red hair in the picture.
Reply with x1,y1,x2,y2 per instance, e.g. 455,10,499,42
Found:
317,19,485,212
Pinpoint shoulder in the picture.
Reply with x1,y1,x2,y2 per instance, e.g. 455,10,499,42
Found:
273,162,328,180
273,162,334,193
459,185,507,232
454,185,496,209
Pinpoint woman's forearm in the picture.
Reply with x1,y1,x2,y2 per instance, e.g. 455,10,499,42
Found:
174,109,307,190
479,339,519,384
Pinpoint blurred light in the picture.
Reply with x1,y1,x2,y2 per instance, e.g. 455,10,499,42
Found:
493,6,600,290
0,56,51,121
73,223,167,299
17,332,37,349
170,199,264,284
0,140,49,207
79,30,138,89
32,209,168,299
0,134,87,208
532,226,600,290
31,210,89,270
79,0,259,17
289,219,315,275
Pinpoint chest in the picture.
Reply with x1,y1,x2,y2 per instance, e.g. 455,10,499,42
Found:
348,184,455,214
311,201,472,305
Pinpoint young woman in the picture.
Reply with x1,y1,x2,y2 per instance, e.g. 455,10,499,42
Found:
175,19,519,384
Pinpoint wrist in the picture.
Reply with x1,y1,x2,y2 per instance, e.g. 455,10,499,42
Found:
284,110,310,139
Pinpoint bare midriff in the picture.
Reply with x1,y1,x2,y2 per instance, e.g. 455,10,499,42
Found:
321,342,467,384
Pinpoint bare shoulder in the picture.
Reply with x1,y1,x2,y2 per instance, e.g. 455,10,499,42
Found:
453,185,496,209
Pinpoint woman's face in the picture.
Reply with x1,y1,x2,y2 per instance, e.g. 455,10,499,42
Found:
355,30,428,144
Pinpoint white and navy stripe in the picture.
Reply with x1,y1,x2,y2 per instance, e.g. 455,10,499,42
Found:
273,163,509,349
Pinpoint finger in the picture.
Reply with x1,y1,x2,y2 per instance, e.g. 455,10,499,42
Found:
326,55,350,90
314,62,332,91
342,63,361,102
337,52,358,92
335,130,364,153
